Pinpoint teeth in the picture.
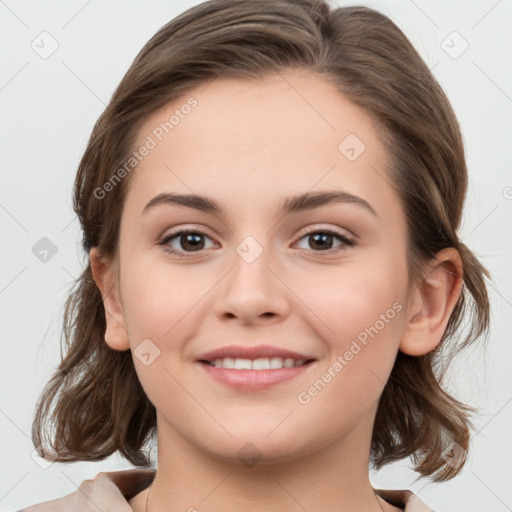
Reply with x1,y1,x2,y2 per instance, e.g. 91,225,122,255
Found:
283,358,294,368
269,357,283,369
234,358,252,370
210,357,307,370
252,358,270,370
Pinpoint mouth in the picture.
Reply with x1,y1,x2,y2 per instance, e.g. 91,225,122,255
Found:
199,356,315,369
195,345,317,390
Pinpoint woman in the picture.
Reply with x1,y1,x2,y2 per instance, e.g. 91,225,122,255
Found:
21,1,490,510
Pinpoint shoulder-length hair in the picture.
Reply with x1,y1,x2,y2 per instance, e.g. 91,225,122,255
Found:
32,0,490,482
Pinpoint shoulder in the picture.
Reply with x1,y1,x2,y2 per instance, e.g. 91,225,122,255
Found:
375,488,437,511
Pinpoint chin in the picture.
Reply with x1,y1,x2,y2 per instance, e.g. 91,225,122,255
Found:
197,427,317,467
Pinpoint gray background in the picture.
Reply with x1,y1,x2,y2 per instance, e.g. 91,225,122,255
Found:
1,0,511,510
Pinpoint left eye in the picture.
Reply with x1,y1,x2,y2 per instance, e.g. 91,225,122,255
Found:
295,228,355,253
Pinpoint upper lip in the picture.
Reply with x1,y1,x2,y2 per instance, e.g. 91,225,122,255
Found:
196,344,316,362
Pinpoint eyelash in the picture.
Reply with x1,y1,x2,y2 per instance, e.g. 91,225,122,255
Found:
158,226,356,258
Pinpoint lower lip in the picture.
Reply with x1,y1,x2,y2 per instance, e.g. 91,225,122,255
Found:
198,361,315,391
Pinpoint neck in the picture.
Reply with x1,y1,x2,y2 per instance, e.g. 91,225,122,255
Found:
131,407,400,512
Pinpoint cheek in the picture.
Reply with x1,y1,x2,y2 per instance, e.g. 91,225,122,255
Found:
294,255,407,393
294,270,405,431
301,259,405,340
120,261,211,410
120,256,209,343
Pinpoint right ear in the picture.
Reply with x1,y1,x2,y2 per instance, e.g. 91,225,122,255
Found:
89,247,130,351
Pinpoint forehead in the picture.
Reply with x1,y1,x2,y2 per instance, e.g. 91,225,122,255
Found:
125,70,397,221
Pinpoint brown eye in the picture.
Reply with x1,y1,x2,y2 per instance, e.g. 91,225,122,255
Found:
296,229,355,253
159,229,216,256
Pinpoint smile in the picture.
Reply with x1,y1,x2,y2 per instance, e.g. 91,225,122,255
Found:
197,358,316,391
205,357,310,369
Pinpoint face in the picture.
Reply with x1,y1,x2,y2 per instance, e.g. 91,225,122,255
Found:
101,71,414,464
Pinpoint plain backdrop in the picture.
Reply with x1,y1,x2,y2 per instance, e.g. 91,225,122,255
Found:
1,1,511,511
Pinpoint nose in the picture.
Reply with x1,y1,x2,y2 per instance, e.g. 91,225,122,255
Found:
213,237,291,326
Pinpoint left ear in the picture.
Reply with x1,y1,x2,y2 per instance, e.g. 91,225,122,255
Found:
400,247,463,356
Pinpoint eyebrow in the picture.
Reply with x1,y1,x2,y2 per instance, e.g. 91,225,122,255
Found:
142,190,377,217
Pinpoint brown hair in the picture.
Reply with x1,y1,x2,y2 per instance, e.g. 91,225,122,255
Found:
32,0,490,482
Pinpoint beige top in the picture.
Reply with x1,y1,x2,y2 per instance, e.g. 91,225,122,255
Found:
376,489,435,511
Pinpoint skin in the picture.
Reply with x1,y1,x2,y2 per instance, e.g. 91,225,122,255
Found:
33,70,462,512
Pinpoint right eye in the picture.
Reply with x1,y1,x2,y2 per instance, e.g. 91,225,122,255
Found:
158,228,217,257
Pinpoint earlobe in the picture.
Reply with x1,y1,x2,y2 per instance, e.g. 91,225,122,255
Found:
399,248,463,356
89,247,131,351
